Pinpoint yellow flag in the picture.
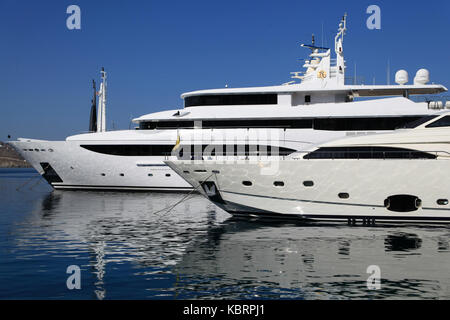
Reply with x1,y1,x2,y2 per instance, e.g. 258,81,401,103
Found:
172,132,181,152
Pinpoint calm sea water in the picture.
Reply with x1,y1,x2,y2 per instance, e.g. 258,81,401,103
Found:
1,168,450,300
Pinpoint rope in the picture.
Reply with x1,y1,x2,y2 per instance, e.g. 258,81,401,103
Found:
16,164,47,191
152,172,215,219
15,174,42,191
28,176,44,190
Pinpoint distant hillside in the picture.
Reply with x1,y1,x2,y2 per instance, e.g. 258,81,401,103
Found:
0,142,31,168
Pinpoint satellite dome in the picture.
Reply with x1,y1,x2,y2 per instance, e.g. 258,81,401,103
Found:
414,69,430,85
395,70,409,85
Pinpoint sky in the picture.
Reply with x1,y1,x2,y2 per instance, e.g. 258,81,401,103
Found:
1,0,449,140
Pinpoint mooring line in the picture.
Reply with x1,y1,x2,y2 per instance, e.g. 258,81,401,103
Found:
28,176,44,190
152,172,215,218
16,173,42,191
16,164,47,191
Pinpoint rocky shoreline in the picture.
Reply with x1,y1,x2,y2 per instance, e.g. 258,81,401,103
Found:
0,142,31,168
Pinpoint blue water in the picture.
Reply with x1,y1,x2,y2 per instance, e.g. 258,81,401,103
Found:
1,168,450,299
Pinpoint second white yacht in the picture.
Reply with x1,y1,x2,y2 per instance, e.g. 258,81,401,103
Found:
167,112,450,224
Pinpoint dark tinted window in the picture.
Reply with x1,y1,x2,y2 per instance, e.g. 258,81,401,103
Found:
304,147,437,159
139,119,312,129
139,116,422,131
81,144,296,157
400,115,438,129
426,116,450,128
179,145,295,157
313,117,422,131
185,94,277,107
81,145,175,156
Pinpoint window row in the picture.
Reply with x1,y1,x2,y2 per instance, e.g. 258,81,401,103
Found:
80,144,296,157
241,180,315,187
98,173,171,177
138,116,423,131
303,147,437,160
23,148,54,152
184,94,278,107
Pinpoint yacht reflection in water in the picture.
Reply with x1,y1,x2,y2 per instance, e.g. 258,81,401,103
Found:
25,191,450,299
174,219,450,299
28,190,225,299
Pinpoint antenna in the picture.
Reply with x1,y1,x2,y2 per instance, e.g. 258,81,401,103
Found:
387,59,390,85
321,21,324,49
300,31,329,51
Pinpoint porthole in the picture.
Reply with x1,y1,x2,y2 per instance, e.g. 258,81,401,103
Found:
148,173,153,177
303,180,314,187
120,173,124,177
437,199,449,205
339,193,349,199
183,171,190,174
242,181,252,186
48,149,54,152
166,173,171,177
101,173,106,176
274,181,285,187
212,170,220,174
194,169,207,173
34,149,39,152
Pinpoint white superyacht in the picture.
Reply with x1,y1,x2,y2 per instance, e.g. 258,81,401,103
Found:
167,112,450,224
9,15,447,191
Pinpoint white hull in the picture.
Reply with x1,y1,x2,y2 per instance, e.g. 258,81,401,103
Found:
10,140,191,191
166,159,450,223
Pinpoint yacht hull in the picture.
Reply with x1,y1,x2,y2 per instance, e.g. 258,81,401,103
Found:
9,140,192,191
166,159,450,224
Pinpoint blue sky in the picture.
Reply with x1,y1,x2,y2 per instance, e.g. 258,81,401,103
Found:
1,0,449,140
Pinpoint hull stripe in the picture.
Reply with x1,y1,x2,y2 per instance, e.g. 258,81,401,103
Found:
53,184,193,191
222,190,386,208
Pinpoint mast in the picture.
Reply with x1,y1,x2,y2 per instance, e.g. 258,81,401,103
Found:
334,13,347,85
89,79,97,132
97,68,107,132
293,14,347,86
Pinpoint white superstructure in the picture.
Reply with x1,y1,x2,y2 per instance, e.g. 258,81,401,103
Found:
8,15,448,191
